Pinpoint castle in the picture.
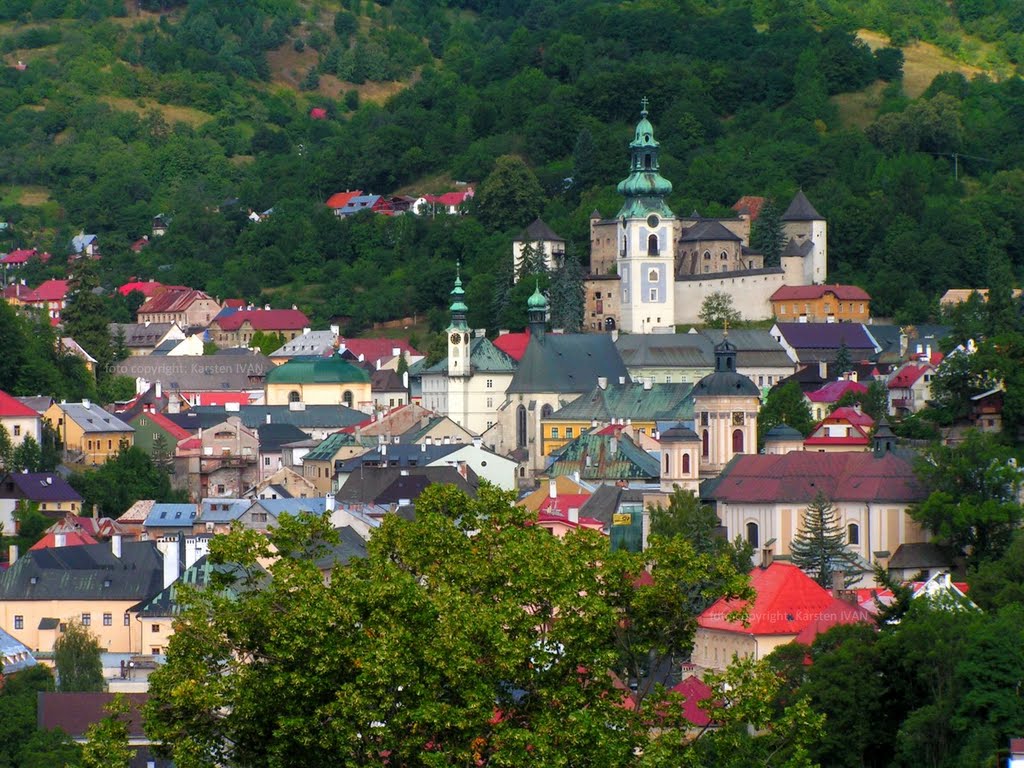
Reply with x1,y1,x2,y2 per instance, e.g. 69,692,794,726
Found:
562,102,828,331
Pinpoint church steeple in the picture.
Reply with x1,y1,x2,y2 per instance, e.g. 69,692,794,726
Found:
448,263,468,331
616,98,674,219
527,281,547,338
714,327,738,372
447,263,471,378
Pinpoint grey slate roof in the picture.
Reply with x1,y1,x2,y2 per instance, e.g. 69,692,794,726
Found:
781,190,822,221
550,382,694,422
111,354,274,392
134,555,253,617
616,334,713,369
58,403,134,434
199,498,251,523
516,218,564,242
507,333,629,395
0,626,36,674
0,540,163,601
578,485,645,526
765,424,805,441
257,423,310,453
189,405,366,431
336,466,478,504
697,329,794,369
781,237,814,257
270,330,338,358
144,503,198,528
422,335,518,375
679,219,742,243
14,396,53,414
0,472,82,503
371,368,407,392
337,443,460,472
773,323,878,351
314,526,368,570
888,542,953,570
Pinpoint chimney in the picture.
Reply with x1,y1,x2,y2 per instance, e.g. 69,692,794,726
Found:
112,533,122,559
572,470,580,484
325,492,336,513
549,478,557,499
8,544,17,565
643,378,652,390
473,436,481,449
54,532,66,548
568,507,579,524
831,570,846,597
456,461,469,480
154,381,162,400
160,538,180,588
168,394,181,414
618,376,626,385
302,326,310,335
403,371,409,389
925,344,932,360
611,329,619,342
597,377,608,390
760,545,774,569
82,398,91,409
330,324,340,335
225,401,240,412
266,413,272,424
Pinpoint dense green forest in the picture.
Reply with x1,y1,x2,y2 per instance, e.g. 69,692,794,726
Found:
2,0,1024,331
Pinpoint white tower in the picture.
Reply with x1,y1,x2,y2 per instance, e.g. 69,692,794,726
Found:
446,265,471,427
780,190,827,285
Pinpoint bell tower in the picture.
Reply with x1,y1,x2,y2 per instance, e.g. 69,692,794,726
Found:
447,264,471,379
615,98,676,334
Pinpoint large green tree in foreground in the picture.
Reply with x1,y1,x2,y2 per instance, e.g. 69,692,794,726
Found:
146,485,821,767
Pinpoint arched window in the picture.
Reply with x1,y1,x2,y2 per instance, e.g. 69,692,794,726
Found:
541,403,553,419
701,429,709,458
721,251,728,261
746,522,759,549
664,453,670,474
848,523,860,545
342,390,353,408
647,234,658,255
682,453,691,473
703,250,711,260
644,153,652,170
516,405,527,448
732,429,744,453
288,390,300,403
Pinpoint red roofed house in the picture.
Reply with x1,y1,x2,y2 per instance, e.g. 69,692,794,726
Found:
325,190,363,216
337,337,422,370
804,378,868,421
30,530,99,551
309,107,328,120
702,450,929,590
731,195,767,223
770,284,871,323
803,405,875,452
671,675,716,729
492,331,532,362
118,279,184,298
887,358,940,416
6,279,71,325
137,288,222,329
1,248,50,268
209,308,310,349
422,187,474,215
695,561,849,670
0,389,42,448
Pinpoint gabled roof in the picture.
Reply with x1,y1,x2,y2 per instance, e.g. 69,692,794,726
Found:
138,288,216,316
265,355,370,385
337,443,460,471
492,332,531,362
550,382,694,422
773,323,878,351
507,333,629,395
577,485,642,526
731,195,768,221
825,406,875,429
679,219,742,243
781,238,814,258
701,451,926,504
31,279,69,302
270,330,338,358
0,389,39,418
144,503,198,528
770,284,871,302
337,337,420,363
30,531,99,550
256,423,310,453
0,473,82,503
335,466,478,504
671,676,715,727
792,596,874,645
780,190,822,221
56,402,133,433
888,363,931,389
0,626,36,674
423,335,518,375
109,322,177,348
698,562,834,635
38,693,150,739
371,368,406,392
112,354,274,393
887,542,953,570
805,379,868,403
616,334,713,368
547,431,659,481
303,431,361,462
186,404,365,431
199,498,251,523
325,190,363,209
213,308,309,332
516,218,564,242
70,233,97,253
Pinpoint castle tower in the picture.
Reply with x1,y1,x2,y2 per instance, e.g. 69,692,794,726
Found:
658,425,701,494
780,190,827,285
615,99,676,334
692,334,760,476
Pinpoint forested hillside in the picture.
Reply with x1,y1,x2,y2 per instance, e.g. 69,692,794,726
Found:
2,0,1024,330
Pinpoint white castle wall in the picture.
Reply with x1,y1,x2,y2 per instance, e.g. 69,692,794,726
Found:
674,270,789,325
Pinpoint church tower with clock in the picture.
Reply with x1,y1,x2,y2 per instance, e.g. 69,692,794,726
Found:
615,99,677,334
446,266,471,426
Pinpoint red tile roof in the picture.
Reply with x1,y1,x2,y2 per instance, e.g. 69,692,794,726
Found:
139,288,215,315
826,406,875,428
888,363,931,390
325,190,363,209
670,675,715,727
195,392,251,407
30,531,99,550
1,248,45,265
731,195,767,221
212,308,309,332
338,337,421,363
705,451,926,504
537,494,592,515
224,298,246,308
0,389,39,418
770,284,871,301
118,280,184,297
493,332,531,361
31,279,69,302
425,189,474,207
806,379,868,403
698,562,834,635
309,107,328,120
141,411,193,441
792,597,875,645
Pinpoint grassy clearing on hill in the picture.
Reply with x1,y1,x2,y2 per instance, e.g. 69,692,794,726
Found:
831,81,889,130
2,185,51,207
856,29,988,98
100,96,213,127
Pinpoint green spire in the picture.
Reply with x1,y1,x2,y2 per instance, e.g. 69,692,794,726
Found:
527,280,548,310
616,98,674,219
527,279,547,338
448,262,468,330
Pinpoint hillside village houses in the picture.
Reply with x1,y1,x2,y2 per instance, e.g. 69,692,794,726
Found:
0,100,984,696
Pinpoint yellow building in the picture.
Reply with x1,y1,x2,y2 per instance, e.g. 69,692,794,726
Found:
770,284,871,323
264,355,372,409
44,400,134,465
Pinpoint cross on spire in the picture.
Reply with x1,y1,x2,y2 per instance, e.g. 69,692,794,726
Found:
640,96,649,116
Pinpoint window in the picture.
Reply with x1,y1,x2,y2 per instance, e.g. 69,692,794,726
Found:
664,453,670,473
721,251,728,261
732,429,745,453
14,615,22,630
551,427,559,439
103,613,112,626
108,440,112,450
779,305,786,315
700,412,709,427
124,612,130,626
647,235,658,255
342,390,353,408
824,302,832,313
702,429,709,458
151,647,161,655
486,397,493,408
541,404,553,418
516,405,527,449
288,390,300,403
13,425,20,437
152,624,161,633
703,251,711,260
486,379,493,388
264,457,271,466
682,453,691,473
649,288,658,302
251,512,268,523
746,522,759,549
848,523,860,545
82,613,91,626
565,427,574,438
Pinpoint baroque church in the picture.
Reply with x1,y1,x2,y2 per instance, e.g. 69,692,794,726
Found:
511,101,828,332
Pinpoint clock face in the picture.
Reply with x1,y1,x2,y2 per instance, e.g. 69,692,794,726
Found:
450,333,461,344
647,214,659,228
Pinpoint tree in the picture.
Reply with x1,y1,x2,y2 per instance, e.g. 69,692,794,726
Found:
54,620,104,692
0,424,13,469
547,250,585,333
929,349,996,423
82,695,133,768
571,127,598,193
61,259,114,379
828,380,888,422
968,529,1024,611
69,445,185,518
698,291,741,328
648,489,752,571
911,431,1024,565
757,380,816,447
749,199,785,266
473,155,545,233
832,341,852,374
12,436,43,473
789,491,862,588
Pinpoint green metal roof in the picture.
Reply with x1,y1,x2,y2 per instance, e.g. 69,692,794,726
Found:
266,355,371,385
547,431,659,480
304,431,360,462
422,336,518,375
616,104,673,219
551,382,694,422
